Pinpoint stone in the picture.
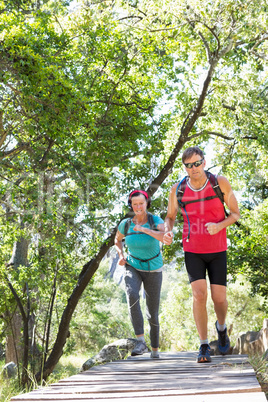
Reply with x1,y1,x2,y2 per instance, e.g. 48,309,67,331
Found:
233,319,268,355
82,338,138,371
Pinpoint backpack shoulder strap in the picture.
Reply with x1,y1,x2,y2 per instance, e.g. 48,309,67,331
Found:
205,171,231,218
205,171,224,205
147,212,158,231
176,176,188,208
124,218,132,237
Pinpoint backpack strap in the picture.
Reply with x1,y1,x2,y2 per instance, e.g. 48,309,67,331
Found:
206,171,230,218
176,176,188,208
147,212,158,231
124,218,132,237
205,171,224,205
128,250,161,271
176,171,226,211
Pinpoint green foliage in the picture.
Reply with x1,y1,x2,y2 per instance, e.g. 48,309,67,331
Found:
0,0,267,386
228,199,268,299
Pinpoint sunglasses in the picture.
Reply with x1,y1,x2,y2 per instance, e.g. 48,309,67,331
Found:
184,159,204,169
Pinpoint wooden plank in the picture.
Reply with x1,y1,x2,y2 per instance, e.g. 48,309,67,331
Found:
58,363,254,378
84,353,250,374
10,353,265,402
11,372,262,395
56,369,256,384
10,391,267,401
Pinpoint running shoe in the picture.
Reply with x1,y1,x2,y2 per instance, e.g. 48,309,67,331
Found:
197,344,212,363
150,351,160,359
215,321,230,355
131,341,149,356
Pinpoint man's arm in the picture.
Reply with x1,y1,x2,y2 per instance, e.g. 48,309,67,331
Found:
163,183,179,245
205,176,240,235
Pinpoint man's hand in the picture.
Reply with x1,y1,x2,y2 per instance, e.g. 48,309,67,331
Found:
163,231,174,245
205,222,220,235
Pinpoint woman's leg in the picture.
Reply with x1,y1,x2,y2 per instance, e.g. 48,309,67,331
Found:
143,271,162,349
124,264,144,336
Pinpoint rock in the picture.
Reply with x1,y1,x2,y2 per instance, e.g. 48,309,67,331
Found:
82,338,138,371
233,331,259,354
233,319,268,355
82,358,95,370
2,362,17,378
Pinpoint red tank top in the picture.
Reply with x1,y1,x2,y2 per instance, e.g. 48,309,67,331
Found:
181,179,227,253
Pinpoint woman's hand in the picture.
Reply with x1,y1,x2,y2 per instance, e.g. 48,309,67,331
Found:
133,224,143,232
114,230,127,265
118,256,127,266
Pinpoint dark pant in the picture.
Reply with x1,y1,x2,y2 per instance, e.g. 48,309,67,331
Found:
124,264,162,349
184,251,227,286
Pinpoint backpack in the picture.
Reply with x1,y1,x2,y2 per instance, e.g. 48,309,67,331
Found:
176,171,228,242
176,170,227,215
124,212,158,237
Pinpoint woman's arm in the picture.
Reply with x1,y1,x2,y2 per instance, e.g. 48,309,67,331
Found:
133,223,165,243
114,230,127,266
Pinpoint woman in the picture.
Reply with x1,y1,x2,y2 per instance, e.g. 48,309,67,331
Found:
114,190,165,358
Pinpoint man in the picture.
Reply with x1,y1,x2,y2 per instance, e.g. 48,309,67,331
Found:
163,146,240,363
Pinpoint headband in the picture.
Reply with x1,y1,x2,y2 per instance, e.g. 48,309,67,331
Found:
128,190,149,200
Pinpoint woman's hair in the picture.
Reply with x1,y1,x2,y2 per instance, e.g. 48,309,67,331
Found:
182,146,204,163
128,190,151,209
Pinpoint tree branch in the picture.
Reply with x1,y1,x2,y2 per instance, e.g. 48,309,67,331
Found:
187,131,234,141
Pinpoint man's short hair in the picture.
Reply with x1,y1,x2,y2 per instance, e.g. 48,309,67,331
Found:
182,146,204,163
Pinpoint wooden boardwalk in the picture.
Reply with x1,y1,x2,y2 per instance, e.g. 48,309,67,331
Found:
11,352,267,402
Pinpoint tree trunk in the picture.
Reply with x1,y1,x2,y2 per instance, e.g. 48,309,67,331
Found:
5,236,29,365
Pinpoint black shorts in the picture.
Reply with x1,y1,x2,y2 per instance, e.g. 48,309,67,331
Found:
184,251,227,286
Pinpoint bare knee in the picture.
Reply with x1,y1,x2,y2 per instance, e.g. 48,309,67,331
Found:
193,288,207,304
213,297,228,310
211,285,227,306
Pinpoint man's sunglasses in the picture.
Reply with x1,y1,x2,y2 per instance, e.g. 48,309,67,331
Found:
184,159,204,169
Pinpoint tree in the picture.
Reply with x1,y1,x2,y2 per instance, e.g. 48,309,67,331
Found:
228,199,268,300
0,0,267,384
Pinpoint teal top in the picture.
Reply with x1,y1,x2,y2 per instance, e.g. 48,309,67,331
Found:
118,214,164,271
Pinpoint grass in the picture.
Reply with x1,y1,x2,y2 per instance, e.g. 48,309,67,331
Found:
46,353,89,384
0,353,89,402
249,353,268,400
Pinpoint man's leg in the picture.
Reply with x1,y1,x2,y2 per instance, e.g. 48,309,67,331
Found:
210,284,228,325
185,252,211,362
191,279,208,341
191,279,211,363
211,284,230,355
